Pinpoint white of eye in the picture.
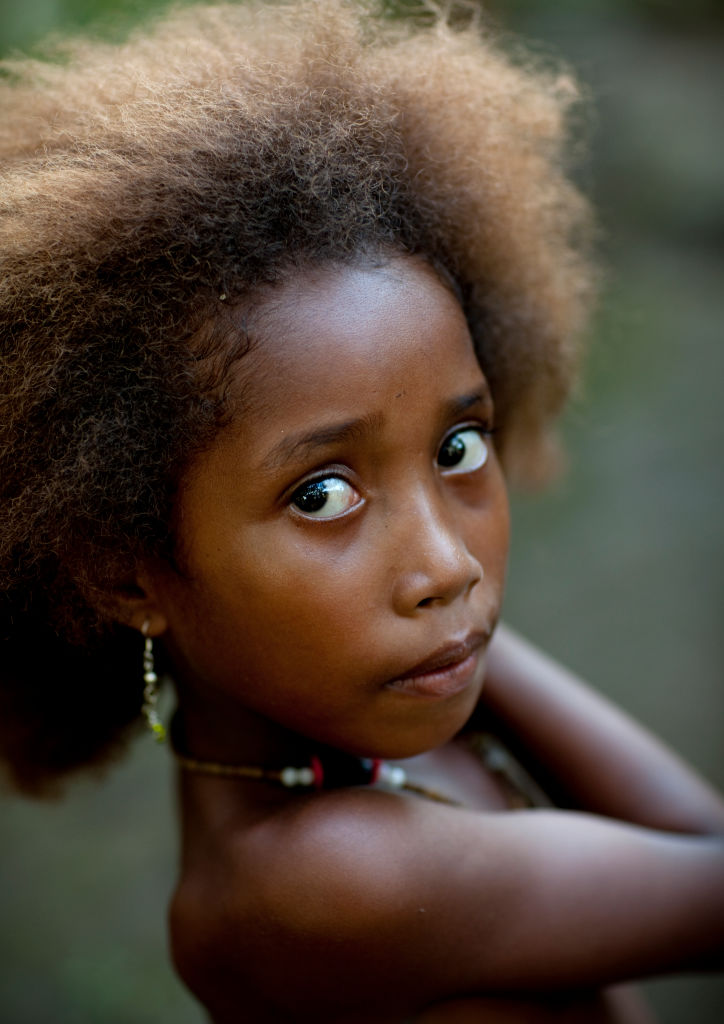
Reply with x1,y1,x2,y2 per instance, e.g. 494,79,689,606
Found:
437,428,489,475
290,476,361,519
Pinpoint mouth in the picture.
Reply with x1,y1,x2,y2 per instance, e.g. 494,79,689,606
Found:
384,631,488,699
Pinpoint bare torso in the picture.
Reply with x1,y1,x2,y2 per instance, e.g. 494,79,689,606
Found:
170,733,655,1023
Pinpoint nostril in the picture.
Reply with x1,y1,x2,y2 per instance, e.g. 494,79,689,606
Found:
416,596,435,609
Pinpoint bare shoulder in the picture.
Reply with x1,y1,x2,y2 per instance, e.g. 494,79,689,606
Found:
170,788,724,1022
171,789,457,1021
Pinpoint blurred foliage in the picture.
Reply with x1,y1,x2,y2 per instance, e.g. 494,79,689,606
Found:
3,0,724,56
1,1,723,1023
0,0,165,54
500,0,724,28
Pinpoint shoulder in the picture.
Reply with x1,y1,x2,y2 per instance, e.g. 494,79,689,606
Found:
237,788,534,946
172,787,461,950
170,788,724,1021
169,790,465,1020
170,789,541,1020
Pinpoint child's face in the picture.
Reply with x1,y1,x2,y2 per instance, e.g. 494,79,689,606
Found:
149,257,510,758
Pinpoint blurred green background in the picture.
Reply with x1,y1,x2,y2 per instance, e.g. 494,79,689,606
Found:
1,1,722,1021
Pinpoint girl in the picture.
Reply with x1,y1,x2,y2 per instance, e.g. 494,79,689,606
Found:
1,2,722,1021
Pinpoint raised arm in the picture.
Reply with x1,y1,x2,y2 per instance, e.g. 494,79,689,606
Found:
193,788,724,1021
176,630,724,1021
479,623,724,833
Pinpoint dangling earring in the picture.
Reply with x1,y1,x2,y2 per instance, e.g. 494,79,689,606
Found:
141,619,166,743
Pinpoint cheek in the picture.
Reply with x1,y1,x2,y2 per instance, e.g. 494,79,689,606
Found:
491,491,511,565
473,475,510,584
200,529,371,646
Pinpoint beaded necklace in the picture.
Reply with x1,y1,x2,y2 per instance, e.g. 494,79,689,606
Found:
170,716,547,810
172,744,461,805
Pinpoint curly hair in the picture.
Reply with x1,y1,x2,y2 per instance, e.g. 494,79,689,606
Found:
0,0,594,794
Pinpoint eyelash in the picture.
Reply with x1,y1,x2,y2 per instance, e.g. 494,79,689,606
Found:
437,423,493,475
287,422,493,520
288,472,361,520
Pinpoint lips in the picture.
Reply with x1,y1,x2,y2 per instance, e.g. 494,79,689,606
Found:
384,631,488,699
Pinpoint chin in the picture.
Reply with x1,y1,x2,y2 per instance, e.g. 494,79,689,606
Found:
350,690,481,762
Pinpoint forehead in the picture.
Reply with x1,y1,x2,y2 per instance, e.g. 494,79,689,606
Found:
231,257,487,420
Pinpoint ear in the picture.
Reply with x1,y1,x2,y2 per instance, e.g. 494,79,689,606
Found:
107,570,169,638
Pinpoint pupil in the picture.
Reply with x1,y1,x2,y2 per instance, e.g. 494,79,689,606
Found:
295,480,328,512
439,435,465,467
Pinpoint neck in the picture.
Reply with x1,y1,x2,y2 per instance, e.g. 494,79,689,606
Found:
173,681,328,768
169,682,474,813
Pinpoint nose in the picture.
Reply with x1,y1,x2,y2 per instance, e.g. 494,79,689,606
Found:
390,487,483,615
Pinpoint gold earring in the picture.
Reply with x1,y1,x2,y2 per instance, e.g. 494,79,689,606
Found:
141,620,166,743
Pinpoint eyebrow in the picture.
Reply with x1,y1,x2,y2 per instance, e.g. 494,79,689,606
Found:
261,386,492,472
261,412,385,471
444,386,493,422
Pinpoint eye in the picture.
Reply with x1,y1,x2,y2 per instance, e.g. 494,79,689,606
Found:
290,476,361,519
437,427,489,475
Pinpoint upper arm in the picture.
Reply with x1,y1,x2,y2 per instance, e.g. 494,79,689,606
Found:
481,626,724,833
214,792,724,1019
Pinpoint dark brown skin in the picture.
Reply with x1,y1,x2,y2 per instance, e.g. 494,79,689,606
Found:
165,632,723,1023
120,257,724,1022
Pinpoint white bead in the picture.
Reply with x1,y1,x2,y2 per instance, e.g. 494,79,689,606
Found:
279,766,315,787
379,764,407,788
144,671,158,684
280,767,300,787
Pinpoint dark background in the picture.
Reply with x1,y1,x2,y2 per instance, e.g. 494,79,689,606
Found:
1,1,722,1021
